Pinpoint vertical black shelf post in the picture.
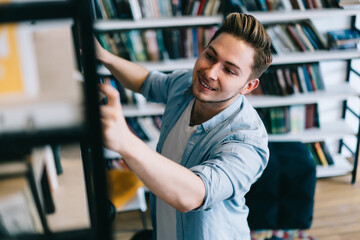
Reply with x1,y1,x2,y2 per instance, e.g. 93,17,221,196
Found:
74,0,112,239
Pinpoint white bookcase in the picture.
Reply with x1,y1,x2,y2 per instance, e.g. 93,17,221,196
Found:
249,9,360,182
94,6,360,183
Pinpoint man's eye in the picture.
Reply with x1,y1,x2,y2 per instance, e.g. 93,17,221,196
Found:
206,53,214,60
225,68,235,75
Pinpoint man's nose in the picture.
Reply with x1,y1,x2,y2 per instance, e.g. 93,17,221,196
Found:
205,63,221,81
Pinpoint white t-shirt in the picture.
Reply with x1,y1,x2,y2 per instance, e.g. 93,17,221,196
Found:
156,99,197,240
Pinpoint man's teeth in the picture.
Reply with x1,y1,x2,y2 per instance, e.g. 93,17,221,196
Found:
200,80,214,90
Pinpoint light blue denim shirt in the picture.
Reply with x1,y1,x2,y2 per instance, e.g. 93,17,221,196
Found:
141,70,269,240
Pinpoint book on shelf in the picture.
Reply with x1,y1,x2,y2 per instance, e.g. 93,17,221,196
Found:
0,145,59,237
306,143,321,165
288,104,306,133
305,141,335,166
338,0,360,8
295,23,315,51
256,103,319,134
0,23,39,101
0,177,44,237
265,19,328,55
27,146,56,215
137,117,161,141
319,141,334,165
126,117,150,141
327,28,360,50
314,142,329,166
126,117,161,145
255,63,324,96
93,0,222,20
98,26,218,63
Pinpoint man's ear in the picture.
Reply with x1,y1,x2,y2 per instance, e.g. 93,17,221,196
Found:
240,79,259,95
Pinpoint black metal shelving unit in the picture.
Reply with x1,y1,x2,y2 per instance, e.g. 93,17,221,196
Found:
339,15,360,184
0,0,111,239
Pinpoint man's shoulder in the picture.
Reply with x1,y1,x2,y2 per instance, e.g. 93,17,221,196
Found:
167,69,193,90
169,69,192,82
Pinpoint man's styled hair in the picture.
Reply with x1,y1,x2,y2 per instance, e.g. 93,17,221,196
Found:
208,12,272,80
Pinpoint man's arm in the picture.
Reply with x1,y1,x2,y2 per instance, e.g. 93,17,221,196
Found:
99,82,206,212
95,39,149,93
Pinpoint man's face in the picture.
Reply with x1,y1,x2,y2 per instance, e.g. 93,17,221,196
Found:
192,33,259,108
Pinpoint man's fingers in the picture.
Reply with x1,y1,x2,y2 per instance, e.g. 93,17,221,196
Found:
100,105,114,118
98,82,121,107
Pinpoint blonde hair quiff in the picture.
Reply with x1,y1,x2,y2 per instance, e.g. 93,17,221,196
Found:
208,13,272,80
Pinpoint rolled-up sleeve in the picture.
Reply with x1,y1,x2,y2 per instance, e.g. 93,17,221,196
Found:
190,141,268,211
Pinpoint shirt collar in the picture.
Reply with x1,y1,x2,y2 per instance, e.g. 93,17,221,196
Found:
196,95,244,133
183,82,244,133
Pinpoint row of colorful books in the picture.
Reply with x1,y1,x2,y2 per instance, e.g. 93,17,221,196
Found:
256,104,319,134
238,0,339,12
305,141,335,166
266,21,327,54
98,27,217,62
97,19,339,64
252,63,325,96
93,0,222,20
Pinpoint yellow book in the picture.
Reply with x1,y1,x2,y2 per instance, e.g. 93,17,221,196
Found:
0,22,39,99
107,168,143,209
314,142,328,166
0,24,24,95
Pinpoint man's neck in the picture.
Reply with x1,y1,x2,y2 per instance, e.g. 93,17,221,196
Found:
189,99,227,126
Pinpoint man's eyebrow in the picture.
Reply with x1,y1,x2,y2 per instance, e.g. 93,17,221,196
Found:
208,46,242,73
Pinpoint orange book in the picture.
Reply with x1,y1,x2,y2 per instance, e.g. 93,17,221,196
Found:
314,142,328,166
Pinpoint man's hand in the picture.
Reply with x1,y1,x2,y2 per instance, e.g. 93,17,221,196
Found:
94,37,107,63
99,81,132,154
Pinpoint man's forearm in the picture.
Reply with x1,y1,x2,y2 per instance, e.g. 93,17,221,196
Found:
97,42,149,93
120,134,206,213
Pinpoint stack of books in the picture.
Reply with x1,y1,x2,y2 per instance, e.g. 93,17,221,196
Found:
327,28,360,50
338,0,360,9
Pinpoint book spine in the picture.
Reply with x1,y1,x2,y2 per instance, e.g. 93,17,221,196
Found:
313,142,328,166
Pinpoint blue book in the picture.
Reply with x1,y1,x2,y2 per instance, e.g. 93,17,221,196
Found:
302,65,313,92
328,29,360,46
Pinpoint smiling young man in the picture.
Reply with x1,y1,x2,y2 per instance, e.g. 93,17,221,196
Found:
97,13,272,240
